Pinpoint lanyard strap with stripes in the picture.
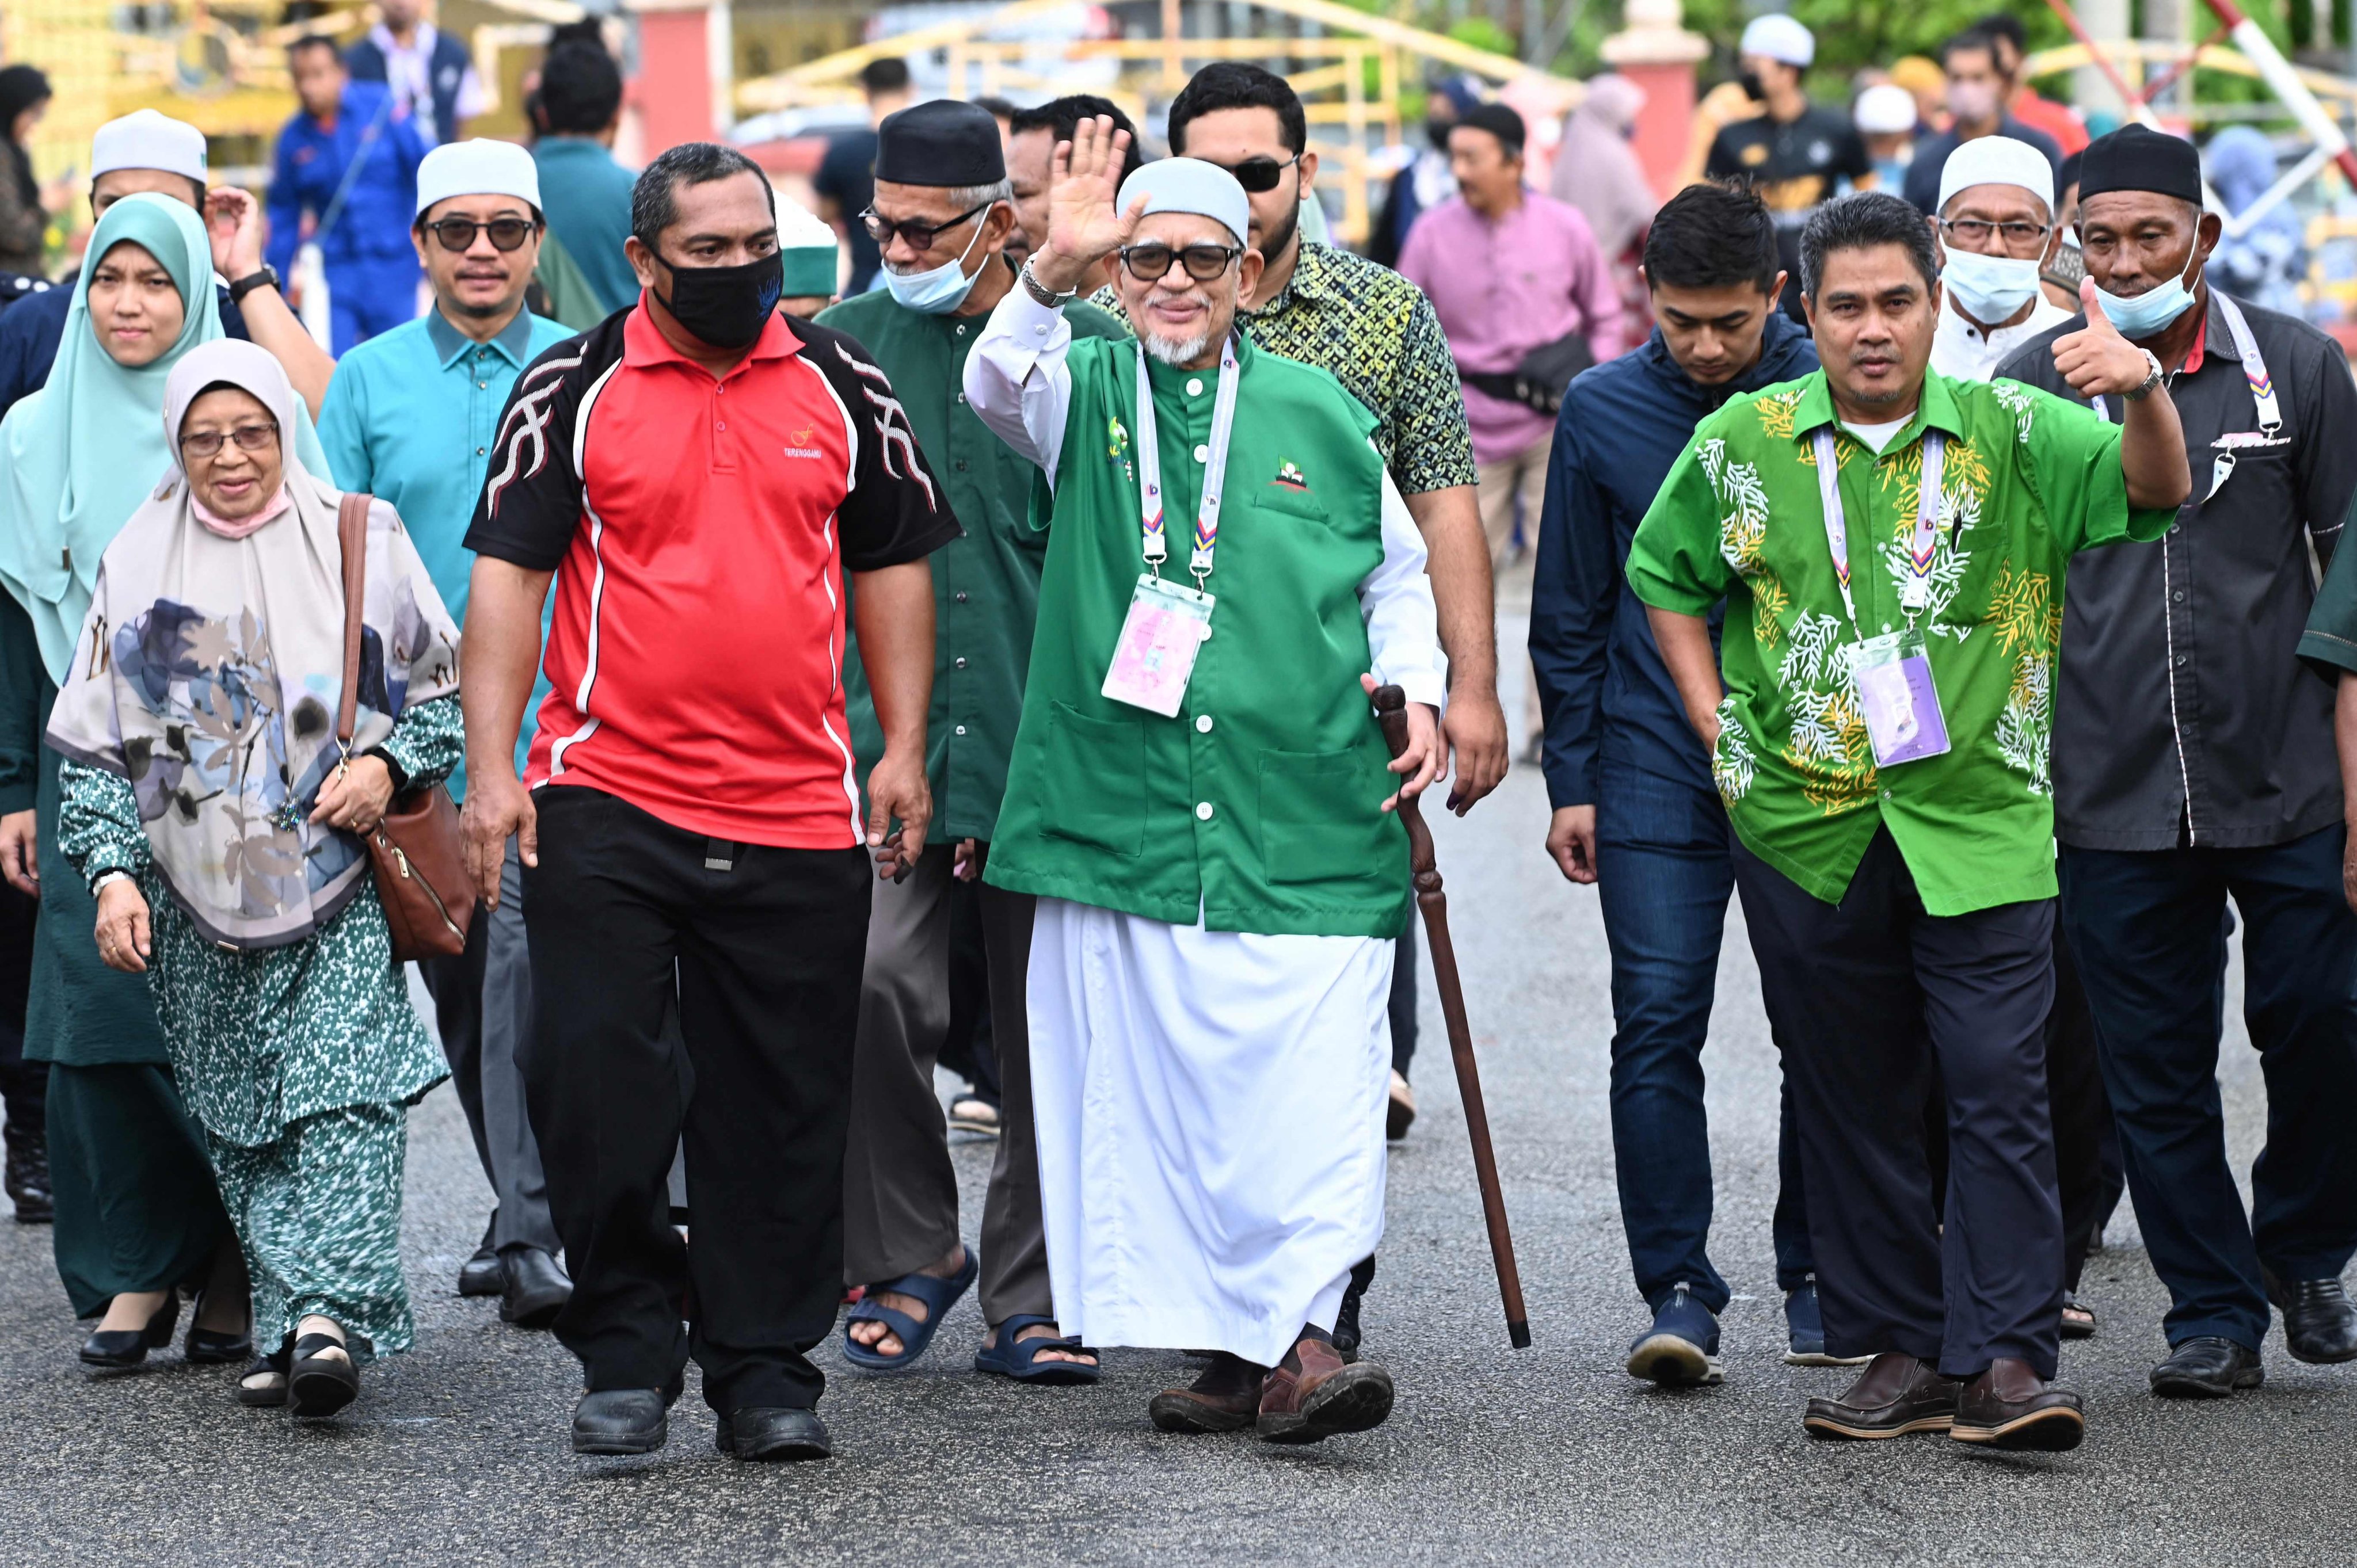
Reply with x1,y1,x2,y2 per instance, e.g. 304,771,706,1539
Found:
1811,426,1947,630
2089,293,2277,433
1134,335,1242,583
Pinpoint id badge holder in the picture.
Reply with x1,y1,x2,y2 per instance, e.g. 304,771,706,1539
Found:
1850,628,1951,767
1102,574,1216,718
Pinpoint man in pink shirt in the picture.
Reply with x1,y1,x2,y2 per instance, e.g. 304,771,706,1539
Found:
1399,100,1621,746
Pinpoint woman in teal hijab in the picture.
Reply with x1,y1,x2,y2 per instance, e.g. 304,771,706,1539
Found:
0,192,323,1372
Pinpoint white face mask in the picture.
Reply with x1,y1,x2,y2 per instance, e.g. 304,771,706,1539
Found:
2091,243,2200,339
882,213,990,315
1940,246,2043,325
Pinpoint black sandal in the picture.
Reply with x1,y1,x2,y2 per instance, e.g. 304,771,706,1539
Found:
2060,1292,2097,1341
288,1330,358,1418
237,1344,291,1408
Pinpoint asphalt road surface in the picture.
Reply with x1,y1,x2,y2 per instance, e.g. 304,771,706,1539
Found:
1,616,2352,1565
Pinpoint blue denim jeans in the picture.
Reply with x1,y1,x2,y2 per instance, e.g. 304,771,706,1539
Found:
1594,762,1811,1314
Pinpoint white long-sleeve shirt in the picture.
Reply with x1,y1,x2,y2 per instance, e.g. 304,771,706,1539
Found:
964,287,1449,710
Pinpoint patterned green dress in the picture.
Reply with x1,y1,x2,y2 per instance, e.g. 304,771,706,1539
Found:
56,694,461,1357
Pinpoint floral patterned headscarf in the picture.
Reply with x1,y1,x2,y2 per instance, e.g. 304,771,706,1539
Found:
44,339,459,950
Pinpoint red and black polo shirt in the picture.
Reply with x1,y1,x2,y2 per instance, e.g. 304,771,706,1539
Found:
465,304,961,849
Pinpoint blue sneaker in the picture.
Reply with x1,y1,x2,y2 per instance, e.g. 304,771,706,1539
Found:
1784,1276,1870,1367
1625,1282,1723,1387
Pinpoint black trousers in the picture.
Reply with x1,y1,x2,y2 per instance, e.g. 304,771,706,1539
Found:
523,785,871,1413
1734,829,2063,1379
2059,826,2357,1351
0,880,42,1140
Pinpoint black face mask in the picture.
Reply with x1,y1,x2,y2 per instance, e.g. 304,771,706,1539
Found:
652,250,783,350
1426,116,1454,152
1738,69,1766,102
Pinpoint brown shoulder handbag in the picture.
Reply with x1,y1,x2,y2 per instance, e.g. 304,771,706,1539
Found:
336,492,475,962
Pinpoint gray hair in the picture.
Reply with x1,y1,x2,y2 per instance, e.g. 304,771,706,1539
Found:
945,178,1015,212
1799,190,1940,300
630,141,774,249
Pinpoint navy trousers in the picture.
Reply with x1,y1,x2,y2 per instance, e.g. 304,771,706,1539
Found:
1596,764,1811,1313
1734,829,2064,1379
2059,825,2357,1352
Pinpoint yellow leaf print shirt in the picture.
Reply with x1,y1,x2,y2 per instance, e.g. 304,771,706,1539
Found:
1626,369,2176,915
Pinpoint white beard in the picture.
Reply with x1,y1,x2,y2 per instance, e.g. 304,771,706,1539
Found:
1142,327,1211,367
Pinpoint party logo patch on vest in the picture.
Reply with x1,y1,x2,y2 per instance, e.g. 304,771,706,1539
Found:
783,424,825,459
1106,417,1134,483
1271,460,1310,492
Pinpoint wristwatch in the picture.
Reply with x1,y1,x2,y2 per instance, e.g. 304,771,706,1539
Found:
91,868,131,895
227,265,280,307
2122,348,2165,402
1019,260,1077,310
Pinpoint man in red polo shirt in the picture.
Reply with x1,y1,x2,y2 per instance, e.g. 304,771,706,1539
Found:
460,141,957,1463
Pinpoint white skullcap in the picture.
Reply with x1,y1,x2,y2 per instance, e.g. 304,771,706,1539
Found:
778,197,839,295
1936,135,2055,218
414,138,542,219
90,110,208,184
1853,83,1918,135
1116,158,1250,249
1739,14,1814,68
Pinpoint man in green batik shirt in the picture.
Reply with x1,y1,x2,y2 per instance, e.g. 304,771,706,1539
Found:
1630,192,2188,1452
818,100,1124,1387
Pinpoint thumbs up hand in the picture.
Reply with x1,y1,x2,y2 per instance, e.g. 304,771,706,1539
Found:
2051,277,2160,398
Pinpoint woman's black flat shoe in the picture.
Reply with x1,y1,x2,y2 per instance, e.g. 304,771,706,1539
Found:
79,1292,180,1370
184,1290,253,1365
287,1330,359,1418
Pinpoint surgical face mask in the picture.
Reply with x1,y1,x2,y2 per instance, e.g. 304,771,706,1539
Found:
1738,69,1766,102
1426,116,1454,151
1940,246,2043,324
1947,79,1999,124
2091,246,2200,339
653,250,783,349
883,215,989,315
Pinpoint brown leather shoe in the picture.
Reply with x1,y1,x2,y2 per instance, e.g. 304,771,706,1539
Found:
1149,1354,1265,1433
1951,1357,2084,1451
1256,1334,1394,1444
1802,1352,1961,1440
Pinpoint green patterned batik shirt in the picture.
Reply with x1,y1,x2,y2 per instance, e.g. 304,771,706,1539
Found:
1091,241,1477,496
1627,368,2175,915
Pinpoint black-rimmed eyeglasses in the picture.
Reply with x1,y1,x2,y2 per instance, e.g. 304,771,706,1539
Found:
1937,217,2052,249
860,200,995,251
424,216,540,253
1208,154,1299,194
1118,243,1243,283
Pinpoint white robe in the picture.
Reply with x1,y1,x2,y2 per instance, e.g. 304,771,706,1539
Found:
1027,897,1395,1368
966,282,1446,1371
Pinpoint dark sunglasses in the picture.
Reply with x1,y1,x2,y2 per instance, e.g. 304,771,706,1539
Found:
1208,154,1299,194
1118,243,1243,283
860,200,993,251
425,216,539,253
179,422,279,459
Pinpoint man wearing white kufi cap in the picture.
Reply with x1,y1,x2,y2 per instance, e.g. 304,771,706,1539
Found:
1705,14,1875,319
315,138,577,1328
777,197,841,316
0,109,333,419
1929,135,2073,381
966,121,1446,1442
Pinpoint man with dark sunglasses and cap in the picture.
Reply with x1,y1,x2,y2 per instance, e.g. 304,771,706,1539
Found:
1998,123,2357,1401
816,96,1126,1388
316,138,576,1330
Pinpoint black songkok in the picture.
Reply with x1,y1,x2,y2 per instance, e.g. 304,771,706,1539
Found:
2077,123,2202,207
1456,101,1528,155
874,99,1006,186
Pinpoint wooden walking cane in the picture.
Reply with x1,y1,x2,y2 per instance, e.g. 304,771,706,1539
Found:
1372,684,1531,1349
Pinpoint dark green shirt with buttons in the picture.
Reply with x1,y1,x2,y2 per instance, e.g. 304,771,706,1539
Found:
819,283,1126,842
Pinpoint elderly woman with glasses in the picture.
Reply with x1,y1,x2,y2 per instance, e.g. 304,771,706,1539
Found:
49,338,461,1420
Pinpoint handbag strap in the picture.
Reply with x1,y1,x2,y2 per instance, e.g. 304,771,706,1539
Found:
334,492,373,750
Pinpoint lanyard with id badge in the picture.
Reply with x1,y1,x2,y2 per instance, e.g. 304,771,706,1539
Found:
1100,337,1240,717
1812,425,1952,767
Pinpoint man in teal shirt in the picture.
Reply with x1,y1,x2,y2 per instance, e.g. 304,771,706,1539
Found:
530,41,638,319
318,138,574,1328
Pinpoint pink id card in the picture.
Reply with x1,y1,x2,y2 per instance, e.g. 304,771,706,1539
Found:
1101,574,1216,718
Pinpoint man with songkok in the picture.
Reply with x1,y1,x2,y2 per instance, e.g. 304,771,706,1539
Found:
965,121,1447,1442
0,110,333,418
317,139,574,1329
818,98,1126,1384
1929,137,2073,381
778,199,840,316
1999,124,2357,1398
1632,190,2191,1449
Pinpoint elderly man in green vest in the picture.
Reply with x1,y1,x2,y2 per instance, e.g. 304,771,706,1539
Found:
965,120,1446,1444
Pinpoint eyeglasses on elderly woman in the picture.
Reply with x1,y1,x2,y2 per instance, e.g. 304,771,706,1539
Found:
177,421,279,459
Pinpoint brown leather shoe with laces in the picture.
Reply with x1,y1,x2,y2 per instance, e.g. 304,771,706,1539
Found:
1802,1352,1962,1440
1951,1357,2084,1451
1149,1353,1265,1433
1255,1333,1394,1444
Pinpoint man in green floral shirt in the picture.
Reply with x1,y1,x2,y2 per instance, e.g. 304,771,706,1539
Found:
1629,192,2187,1451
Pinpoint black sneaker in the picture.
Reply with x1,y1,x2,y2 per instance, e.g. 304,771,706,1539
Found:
1626,1283,1723,1387
4,1120,51,1224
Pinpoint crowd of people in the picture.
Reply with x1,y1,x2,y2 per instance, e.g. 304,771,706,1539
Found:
0,3,2348,1468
